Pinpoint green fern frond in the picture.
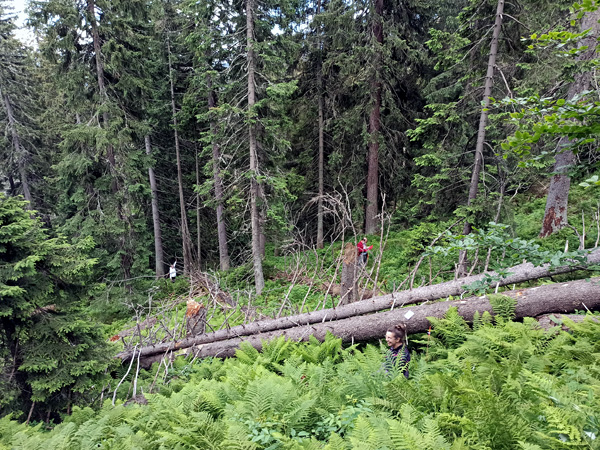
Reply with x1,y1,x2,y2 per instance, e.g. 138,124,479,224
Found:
235,342,261,366
347,415,380,450
41,422,79,450
279,357,308,384
487,294,517,323
261,336,293,366
322,433,348,450
220,421,259,450
193,389,225,419
428,307,471,350
63,406,97,426
282,398,317,432
472,311,483,331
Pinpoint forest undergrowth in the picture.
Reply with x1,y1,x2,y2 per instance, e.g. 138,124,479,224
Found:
106,184,600,352
2,306,600,449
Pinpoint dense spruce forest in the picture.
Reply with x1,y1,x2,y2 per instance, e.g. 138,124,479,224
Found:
2,0,600,446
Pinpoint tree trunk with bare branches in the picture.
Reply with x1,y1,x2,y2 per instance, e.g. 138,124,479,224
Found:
365,0,384,235
167,37,194,274
247,0,265,295
208,78,230,271
458,0,505,276
540,10,600,238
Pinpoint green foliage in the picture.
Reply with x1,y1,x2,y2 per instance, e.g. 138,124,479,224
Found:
500,5,600,166
3,315,600,448
488,294,517,323
0,195,114,418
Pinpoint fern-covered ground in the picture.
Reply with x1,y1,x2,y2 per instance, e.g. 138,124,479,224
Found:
2,311,600,449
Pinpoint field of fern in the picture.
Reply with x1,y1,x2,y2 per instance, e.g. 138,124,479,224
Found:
2,305,600,449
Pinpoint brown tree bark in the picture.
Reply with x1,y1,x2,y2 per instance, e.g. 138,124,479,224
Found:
540,10,600,238
365,0,384,235
119,247,600,362
186,300,206,336
143,277,600,363
247,0,265,295
1,89,32,208
167,37,194,274
458,0,505,276
145,135,165,278
207,79,230,271
340,242,358,305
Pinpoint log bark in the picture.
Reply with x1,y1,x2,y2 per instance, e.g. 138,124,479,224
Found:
151,277,600,363
186,300,206,336
119,248,600,363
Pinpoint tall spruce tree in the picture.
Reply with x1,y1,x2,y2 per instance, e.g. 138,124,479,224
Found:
0,194,112,419
312,0,434,231
182,0,232,271
364,0,384,234
29,0,155,282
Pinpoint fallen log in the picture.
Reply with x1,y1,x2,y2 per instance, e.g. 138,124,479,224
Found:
133,277,600,366
120,248,600,362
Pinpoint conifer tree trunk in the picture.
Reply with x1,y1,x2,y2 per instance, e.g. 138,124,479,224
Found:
145,135,165,278
365,0,384,235
208,79,230,271
540,10,600,238
458,0,504,276
195,150,202,269
1,89,32,208
247,0,265,295
316,0,325,250
167,37,194,274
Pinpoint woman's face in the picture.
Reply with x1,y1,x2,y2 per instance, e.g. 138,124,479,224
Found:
385,331,402,348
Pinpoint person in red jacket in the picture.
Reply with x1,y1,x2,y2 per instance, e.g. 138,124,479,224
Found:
357,237,373,265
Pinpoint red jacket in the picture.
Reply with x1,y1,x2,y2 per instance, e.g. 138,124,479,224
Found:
357,241,373,254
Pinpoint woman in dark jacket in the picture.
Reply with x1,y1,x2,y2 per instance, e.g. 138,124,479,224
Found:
384,323,410,378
